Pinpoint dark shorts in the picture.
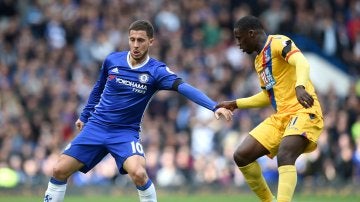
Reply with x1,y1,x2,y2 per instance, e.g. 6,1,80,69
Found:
63,122,145,174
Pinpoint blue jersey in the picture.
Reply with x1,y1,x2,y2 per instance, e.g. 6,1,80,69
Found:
79,51,217,131
64,51,218,174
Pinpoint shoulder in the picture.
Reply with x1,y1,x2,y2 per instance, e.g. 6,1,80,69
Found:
148,57,167,68
271,35,291,42
147,57,171,72
269,35,301,59
272,35,294,49
103,51,128,67
147,57,177,77
270,35,293,47
269,35,294,52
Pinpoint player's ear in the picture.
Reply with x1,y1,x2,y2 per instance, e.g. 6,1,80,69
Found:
248,30,255,37
149,38,154,46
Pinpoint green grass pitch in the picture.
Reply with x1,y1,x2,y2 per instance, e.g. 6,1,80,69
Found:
1,193,359,202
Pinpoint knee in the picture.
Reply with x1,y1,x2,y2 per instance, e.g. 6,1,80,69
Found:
277,150,298,166
52,164,70,181
233,148,251,167
128,167,148,186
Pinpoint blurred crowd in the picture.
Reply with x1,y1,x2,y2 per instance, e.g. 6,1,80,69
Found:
0,0,360,191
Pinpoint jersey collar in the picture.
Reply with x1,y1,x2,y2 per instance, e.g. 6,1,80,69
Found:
127,51,150,69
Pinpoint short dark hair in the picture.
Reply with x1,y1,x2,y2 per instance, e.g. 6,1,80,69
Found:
128,20,154,38
234,15,264,31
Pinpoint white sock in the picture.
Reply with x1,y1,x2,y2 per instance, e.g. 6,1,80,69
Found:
137,180,157,202
44,178,67,202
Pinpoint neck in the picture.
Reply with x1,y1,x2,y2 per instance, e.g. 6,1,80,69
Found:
256,31,268,54
129,54,148,67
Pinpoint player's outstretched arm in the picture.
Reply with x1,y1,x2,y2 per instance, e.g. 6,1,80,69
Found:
176,82,217,111
176,82,232,121
216,91,270,111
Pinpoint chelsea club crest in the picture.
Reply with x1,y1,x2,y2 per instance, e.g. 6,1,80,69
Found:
139,74,149,83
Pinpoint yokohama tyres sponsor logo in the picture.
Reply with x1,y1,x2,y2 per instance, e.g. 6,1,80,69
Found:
115,77,147,90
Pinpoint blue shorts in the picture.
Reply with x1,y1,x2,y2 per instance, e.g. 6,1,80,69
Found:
63,122,145,174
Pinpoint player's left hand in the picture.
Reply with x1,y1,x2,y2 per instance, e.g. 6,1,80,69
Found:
295,85,314,108
214,107,233,121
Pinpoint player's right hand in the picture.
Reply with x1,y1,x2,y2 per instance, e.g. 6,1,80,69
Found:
75,119,84,131
216,100,238,112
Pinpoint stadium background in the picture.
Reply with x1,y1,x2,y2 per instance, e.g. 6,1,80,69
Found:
0,0,360,200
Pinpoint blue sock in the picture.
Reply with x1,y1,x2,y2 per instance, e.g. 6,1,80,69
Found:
50,177,67,185
136,179,152,191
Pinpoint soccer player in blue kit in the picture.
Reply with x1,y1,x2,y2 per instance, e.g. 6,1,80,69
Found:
43,20,233,202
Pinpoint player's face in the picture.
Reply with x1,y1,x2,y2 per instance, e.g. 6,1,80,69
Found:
234,28,256,54
129,30,154,63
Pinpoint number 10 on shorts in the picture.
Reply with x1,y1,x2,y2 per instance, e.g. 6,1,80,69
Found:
131,141,144,154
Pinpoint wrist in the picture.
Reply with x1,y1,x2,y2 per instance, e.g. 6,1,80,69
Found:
235,99,241,108
79,116,88,123
212,105,218,112
212,102,220,112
